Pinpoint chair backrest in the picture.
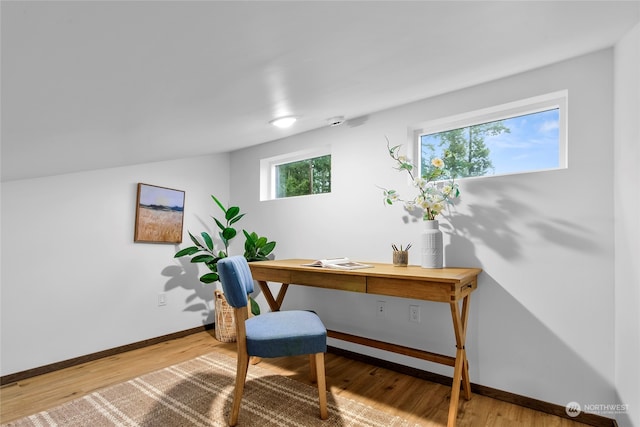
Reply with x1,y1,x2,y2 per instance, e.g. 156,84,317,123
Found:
216,256,255,308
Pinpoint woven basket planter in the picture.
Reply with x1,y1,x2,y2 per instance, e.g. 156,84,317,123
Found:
214,290,237,343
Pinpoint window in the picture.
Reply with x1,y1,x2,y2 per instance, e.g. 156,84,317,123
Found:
275,155,331,198
413,91,567,179
260,147,331,200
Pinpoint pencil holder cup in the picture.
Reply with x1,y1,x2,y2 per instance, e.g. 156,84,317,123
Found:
393,250,409,266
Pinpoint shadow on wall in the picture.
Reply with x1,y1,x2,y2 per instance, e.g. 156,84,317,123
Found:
345,115,369,128
439,177,617,420
467,272,620,423
395,175,598,263
162,250,215,326
445,176,599,261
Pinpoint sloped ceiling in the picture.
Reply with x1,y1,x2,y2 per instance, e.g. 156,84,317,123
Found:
1,1,638,181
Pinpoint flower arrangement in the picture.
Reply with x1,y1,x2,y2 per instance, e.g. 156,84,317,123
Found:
382,142,460,221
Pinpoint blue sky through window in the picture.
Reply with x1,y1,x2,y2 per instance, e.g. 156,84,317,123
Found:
484,108,559,175
420,108,560,177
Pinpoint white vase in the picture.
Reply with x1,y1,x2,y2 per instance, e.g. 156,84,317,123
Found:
421,220,443,268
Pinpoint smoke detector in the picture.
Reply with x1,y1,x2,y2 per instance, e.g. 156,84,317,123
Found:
327,116,345,127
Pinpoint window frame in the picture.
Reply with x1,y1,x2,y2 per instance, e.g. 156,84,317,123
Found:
260,146,332,201
410,90,568,180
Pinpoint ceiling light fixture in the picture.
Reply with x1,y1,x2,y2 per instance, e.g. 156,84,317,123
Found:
269,116,297,128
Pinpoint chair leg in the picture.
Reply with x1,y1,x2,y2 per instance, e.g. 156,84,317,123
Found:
314,352,328,420
229,350,250,426
309,353,317,383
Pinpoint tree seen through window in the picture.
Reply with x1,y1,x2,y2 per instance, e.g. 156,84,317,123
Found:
275,155,331,198
420,108,560,179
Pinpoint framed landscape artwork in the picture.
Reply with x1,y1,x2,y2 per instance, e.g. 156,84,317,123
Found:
134,183,185,243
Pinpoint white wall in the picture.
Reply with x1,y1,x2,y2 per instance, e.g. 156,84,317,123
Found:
0,42,633,424
614,23,640,427
230,50,620,411
1,154,230,375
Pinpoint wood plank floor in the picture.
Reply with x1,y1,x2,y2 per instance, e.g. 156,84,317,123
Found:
0,330,591,426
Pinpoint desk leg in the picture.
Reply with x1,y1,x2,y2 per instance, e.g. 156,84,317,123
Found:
447,294,472,427
256,280,289,312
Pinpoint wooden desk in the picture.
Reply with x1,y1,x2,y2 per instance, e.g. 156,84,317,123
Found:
249,259,481,427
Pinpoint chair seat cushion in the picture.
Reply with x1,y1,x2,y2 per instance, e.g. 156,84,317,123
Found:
245,310,327,358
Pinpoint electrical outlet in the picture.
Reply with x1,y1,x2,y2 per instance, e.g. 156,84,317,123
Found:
409,305,420,323
376,300,386,317
158,292,167,306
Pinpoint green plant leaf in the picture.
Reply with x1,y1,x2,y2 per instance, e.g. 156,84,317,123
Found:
213,217,226,231
211,195,227,214
191,254,215,263
250,297,260,316
222,227,237,240
229,213,246,225
200,273,219,283
201,232,214,251
255,236,267,248
174,246,199,258
388,143,401,155
189,232,203,248
226,206,240,221
244,241,256,254
260,241,276,255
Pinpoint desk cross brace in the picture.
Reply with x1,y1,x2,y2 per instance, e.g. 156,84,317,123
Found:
255,280,473,427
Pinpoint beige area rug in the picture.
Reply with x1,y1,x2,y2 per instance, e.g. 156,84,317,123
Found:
3,352,419,427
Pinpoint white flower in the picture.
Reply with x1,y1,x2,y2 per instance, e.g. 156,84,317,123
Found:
431,158,444,168
382,142,460,221
431,202,444,214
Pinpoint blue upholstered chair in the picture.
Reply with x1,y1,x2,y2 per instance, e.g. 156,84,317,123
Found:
216,256,328,426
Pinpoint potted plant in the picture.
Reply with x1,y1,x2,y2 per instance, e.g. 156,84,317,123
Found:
175,195,276,315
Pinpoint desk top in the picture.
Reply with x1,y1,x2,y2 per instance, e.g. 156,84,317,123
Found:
249,259,482,303
250,258,481,281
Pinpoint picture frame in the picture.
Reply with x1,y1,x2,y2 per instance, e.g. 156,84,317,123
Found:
134,183,185,243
